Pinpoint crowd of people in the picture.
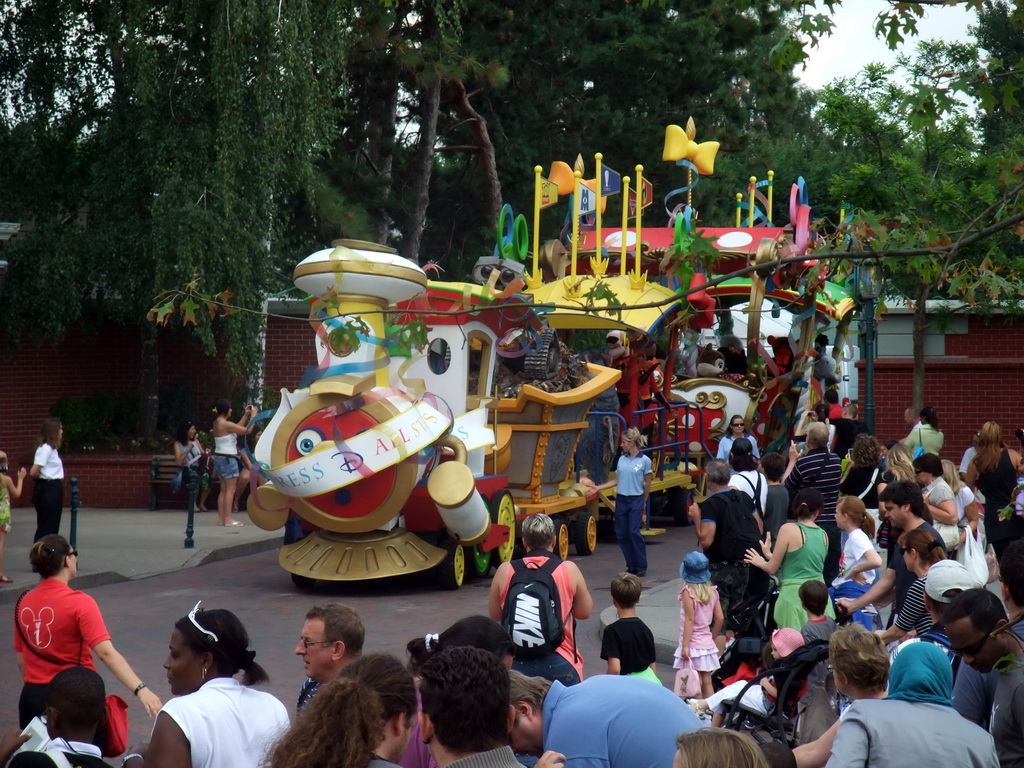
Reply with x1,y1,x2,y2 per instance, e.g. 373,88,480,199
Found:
676,403,1024,766
2,402,1023,768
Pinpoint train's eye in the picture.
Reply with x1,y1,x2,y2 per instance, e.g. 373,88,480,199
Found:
294,427,326,456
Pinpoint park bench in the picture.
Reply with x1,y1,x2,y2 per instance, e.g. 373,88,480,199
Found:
150,455,184,510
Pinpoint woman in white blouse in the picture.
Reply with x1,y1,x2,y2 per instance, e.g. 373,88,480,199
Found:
29,417,64,542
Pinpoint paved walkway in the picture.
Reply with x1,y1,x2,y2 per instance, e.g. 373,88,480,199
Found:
2,505,697,659
0,507,279,604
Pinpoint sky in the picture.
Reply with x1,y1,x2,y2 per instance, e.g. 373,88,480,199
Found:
799,1,978,90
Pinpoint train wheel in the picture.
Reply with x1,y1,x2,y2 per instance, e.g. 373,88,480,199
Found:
572,509,598,556
291,573,316,590
470,545,492,577
436,538,466,590
553,514,570,561
668,486,691,526
490,490,516,567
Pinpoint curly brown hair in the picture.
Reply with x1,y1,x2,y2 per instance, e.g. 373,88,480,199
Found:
268,678,383,768
849,434,881,469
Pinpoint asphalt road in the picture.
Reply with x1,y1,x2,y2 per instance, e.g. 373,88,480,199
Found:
0,517,699,746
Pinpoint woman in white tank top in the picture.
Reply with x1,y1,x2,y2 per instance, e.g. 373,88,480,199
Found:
211,398,253,527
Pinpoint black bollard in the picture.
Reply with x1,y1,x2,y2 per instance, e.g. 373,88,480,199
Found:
69,478,79,549
184,464,196,549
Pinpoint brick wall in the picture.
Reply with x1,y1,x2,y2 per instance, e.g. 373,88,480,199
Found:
265,314,316,392
863,315,1024,458
63,455,155,509
1,322,237,508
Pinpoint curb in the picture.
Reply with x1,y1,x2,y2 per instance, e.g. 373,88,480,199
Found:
0,537,282,605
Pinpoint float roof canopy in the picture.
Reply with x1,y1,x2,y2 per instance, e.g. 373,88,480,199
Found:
710,277,857,321
525,273,681,333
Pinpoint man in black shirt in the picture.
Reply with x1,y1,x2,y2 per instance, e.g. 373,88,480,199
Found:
688,460,763,624
831,403,870,460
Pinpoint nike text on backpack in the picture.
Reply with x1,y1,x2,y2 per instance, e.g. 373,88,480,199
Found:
501,553,568,658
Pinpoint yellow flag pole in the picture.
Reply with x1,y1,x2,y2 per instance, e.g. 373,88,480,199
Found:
532,166,543,278
748,176,756,228
571,170,581,278
620,176,630,277
595,153,603,264
767,170,775,226
735,193,743,229
634,164,644,274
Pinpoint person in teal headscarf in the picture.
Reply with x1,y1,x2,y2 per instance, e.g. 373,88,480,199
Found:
826,643,998,768
886,639,953,706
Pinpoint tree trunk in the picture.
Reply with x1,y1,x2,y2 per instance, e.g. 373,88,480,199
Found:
138,325,159,437
911,282,929,411
366,10,406,245
402,75,442,264
448,78,503,227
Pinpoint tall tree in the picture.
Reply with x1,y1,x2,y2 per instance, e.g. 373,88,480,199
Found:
0,0,351,432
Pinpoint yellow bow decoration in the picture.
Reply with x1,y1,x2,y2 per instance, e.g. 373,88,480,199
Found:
662,118,719,176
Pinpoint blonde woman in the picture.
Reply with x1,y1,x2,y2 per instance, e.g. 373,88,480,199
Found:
942,458,979,535
673,729,768,768
594,428,653,577
879,442,916,494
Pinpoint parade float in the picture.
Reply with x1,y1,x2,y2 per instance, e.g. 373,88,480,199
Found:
246,117,856,588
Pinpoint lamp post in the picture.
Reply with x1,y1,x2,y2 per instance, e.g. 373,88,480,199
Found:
856,257,883,435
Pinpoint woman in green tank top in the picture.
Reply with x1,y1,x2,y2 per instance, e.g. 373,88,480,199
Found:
745,488,835,630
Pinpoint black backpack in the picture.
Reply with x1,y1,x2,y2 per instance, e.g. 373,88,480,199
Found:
712,489,762,562
501,552,566,658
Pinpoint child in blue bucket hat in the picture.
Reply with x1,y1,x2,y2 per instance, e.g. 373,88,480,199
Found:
673,551,723,699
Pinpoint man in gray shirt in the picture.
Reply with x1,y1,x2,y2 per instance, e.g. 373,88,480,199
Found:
946,588,1024,767
952,539,1024,727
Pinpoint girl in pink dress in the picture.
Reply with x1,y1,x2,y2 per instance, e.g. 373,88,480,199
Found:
673,551,723,698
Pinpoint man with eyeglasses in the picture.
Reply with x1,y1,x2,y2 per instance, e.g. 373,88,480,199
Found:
295,603,364,711
945,587,1024,766
952,539,1024,731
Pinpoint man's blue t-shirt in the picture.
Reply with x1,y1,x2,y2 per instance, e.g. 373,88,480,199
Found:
542,675,703,768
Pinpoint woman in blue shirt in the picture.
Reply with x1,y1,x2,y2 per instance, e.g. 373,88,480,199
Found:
595,428,653,577
717,415,760,461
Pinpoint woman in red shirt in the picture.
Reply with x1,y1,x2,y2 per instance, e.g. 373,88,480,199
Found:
14,534,162,727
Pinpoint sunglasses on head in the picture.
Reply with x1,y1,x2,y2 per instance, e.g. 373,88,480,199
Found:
188,600,220,643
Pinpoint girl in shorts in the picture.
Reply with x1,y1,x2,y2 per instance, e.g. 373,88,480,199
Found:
0,451,27,583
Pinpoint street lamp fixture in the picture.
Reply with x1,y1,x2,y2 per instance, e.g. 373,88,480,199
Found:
856,256,883,434
857,257,883,301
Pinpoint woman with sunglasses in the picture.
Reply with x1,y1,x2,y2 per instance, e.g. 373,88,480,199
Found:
716,414,759,461
126,603,288,768
14,534,162,728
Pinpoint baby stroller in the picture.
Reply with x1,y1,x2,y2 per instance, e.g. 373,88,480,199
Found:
712,578,778,690
721,638,832,747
